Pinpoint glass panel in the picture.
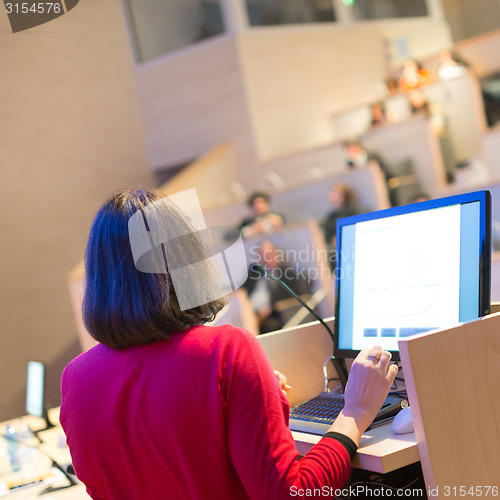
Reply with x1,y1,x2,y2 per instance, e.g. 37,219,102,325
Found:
123,0,225,63
245,0,336,26
349,0,428,20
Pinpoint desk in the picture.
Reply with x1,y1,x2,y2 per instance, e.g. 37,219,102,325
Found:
399,313,500,493
258,321,420,476
292,424,419,475
0,409,90,499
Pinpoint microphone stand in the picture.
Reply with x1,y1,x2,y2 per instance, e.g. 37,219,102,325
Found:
250,264,349,391
39,459,77,495
32,408,56,440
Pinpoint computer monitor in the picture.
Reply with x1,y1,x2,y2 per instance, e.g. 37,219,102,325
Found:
334,190,491,362
26,361,55,432
26,360,45,418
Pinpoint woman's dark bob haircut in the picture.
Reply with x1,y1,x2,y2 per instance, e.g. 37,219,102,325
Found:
83,188,226,349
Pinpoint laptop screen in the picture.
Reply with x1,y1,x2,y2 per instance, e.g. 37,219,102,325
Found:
334,190,491,361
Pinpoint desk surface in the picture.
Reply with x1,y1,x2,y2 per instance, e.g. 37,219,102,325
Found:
0,408,416,499
0,410,90,499
293,421,419,475
257,321,420,475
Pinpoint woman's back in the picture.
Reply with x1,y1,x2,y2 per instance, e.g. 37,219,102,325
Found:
61,324,351,500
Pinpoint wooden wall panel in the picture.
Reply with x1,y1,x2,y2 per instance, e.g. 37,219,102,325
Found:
159,143,241,210
134,19,452,189
455,29,500,77
135,35,257,184
0,0,152,420
237,26,387,161
236,21,452,162
399,314,500,492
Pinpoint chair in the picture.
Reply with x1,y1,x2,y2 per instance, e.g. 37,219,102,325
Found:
386,158,423,206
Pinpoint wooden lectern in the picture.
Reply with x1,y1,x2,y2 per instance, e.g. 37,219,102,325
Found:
399,313,500,497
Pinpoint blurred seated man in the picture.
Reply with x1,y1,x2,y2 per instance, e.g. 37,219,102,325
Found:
243,241,311,334
409,192,431,204
399,59,435,93
321,183,361,271
438,50,469,81
344,139,406,206
343,138,394,181
409,89,447,135
238,191,284,238
384,77,412,123
370,101,386,127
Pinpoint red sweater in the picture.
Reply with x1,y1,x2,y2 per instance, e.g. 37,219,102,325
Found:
60,324,351,499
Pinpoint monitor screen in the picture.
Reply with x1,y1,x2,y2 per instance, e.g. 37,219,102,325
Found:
334,190,491,361
26,360,45,418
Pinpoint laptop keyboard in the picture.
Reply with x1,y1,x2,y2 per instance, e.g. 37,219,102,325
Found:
289,392,407,435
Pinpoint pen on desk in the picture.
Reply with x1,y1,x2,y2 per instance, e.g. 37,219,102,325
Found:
366,416,396,431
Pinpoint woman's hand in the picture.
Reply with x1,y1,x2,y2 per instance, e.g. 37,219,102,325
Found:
330,345,398,445
274,370,292,394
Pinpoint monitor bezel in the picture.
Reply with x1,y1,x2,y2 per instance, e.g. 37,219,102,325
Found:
333,190,491,362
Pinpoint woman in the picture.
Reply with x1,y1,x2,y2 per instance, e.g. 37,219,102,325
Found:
60,188,398,500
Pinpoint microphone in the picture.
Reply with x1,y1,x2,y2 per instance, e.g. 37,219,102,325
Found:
249,263,349,390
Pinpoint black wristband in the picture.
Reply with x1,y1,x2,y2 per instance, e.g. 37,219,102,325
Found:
323,432,357,459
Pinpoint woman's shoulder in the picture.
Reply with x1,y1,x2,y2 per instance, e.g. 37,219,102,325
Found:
171,324,263,368
190,323,257,345
61,343,109,380
63,325,258,372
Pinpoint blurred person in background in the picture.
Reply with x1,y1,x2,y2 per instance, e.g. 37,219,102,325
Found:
322,183,361,271
399,59,435,93
243,241,311,334
238,191,284,238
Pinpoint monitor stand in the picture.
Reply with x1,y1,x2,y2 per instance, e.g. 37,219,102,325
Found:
31,407,56,442
490,302,500,314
